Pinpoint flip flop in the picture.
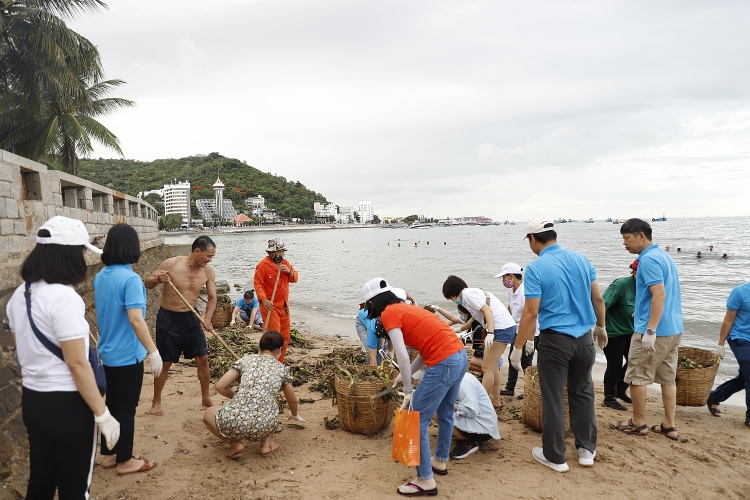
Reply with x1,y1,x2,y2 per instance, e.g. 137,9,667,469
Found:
707,398,721,417
116,457,155,475
650,423,678,441
431,465,447,476
396,482,438,497
260,443,279,457
102,454,142,470
610,419,648,436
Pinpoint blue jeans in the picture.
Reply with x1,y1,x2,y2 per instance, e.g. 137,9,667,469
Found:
493,325,517,344
710,338,750,422
411,350,468,480
239,310,262,325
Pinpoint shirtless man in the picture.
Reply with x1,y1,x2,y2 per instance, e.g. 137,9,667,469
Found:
145,235,218,415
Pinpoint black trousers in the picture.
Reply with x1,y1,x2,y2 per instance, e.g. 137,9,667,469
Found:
22,388,97,500
537,330,597,465
505,335,538,392
602,334,631,388
101,361,144,462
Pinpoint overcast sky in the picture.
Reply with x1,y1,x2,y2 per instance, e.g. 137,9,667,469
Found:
69,1,750,221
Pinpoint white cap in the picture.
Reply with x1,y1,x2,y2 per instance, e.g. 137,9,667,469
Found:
495,262,523,278
36,216,102,254
525,217,554,239
362,277,392,302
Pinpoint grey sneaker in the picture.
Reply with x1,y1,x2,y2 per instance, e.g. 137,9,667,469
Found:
532,447,569,473
577,448,596,466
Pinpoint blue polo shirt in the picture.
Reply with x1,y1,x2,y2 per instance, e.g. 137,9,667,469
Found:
727,282,750,342
634,244,683,336
94,264,148,367
358,309,378,350
524,244,597,337
235,296,259,313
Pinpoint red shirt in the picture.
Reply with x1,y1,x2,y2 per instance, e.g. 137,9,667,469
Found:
380,303,464,367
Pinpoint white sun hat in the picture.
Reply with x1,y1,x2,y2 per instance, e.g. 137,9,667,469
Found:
362,277,392,302
495,262,523,278
36,216,102,254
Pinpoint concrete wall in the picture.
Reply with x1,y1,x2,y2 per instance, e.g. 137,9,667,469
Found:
0,150,180,497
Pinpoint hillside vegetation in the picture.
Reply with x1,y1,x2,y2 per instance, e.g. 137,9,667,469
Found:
77,153,327,220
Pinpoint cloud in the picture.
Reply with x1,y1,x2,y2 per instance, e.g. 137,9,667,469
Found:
69,0,750,219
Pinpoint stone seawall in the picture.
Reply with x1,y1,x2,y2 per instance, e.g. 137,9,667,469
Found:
0,149,177,497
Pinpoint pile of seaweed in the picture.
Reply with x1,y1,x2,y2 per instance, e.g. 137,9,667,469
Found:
678,357,717,370
205,329,259,379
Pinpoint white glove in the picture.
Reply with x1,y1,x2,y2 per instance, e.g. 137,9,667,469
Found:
641,332,656,352
509,346,523,372
287,412,306,423
524,340,535,356
593,326,608,350
147,350,163,378
229,319,236,326
95,408,120,450
715,344,725,359
452,325,463,335
392,374,403,388
484,334,494,350
400,391,413,410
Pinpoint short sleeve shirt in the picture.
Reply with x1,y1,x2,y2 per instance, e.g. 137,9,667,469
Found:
461,288,515,330
358,308,378,350
602,276,636,337
236,296,259,313
507,282,540,336
727,282,750,342
6,281,90,392
524,244,597,337
380,303,464,366
94,264,148,367
634,245,683,336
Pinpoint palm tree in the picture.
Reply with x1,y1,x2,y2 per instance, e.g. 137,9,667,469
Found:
0,0,134,175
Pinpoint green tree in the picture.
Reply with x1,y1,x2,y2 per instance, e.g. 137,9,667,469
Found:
372,214,381,224
404,214,419,223
162,213,182,231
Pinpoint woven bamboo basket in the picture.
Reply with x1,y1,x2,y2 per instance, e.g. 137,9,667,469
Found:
334,366,397,435
522,365,570,432
675,347,721,407
211,303,234,328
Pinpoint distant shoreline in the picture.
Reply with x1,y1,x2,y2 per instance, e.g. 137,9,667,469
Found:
160,224,373,236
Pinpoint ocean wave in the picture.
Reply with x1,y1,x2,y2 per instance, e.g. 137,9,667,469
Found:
329,312,357,320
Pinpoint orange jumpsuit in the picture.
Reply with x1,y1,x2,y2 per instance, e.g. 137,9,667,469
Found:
254,256,298,362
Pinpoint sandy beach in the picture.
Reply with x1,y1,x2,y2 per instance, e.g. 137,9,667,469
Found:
88,309,750,500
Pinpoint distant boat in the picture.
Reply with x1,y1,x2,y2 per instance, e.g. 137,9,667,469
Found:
585,218,594,223
408,222,433,229
652,213,667,222
612,219,620,224
605,218,612,222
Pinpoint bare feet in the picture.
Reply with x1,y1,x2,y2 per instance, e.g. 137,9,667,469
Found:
101,455,116,469
260,442,279,457
226,441,245,459
491,398,503,409
202,396,218,408
150,400,164,416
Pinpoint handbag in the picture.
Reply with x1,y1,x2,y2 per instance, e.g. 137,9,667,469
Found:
24,282,107,396
392,407,420,466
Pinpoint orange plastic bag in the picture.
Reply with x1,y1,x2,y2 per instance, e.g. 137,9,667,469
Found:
392,408,420,466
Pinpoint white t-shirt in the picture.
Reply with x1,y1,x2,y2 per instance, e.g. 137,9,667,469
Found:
461,288,515,331
507,282,540,337
6,281,90,392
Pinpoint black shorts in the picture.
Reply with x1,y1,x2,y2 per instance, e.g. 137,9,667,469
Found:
156,308,207,362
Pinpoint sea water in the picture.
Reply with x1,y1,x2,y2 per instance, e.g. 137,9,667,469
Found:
165,217,750,383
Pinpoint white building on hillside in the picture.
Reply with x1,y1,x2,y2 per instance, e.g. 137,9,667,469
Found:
359,200,373,223
337,206,355,224
162,180,190,222
195,199,237,222
245,195,265,215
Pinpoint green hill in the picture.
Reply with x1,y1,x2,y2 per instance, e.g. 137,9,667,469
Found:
77,153,327,221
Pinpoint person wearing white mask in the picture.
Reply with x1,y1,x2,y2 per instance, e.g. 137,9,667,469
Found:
497,263,538,398
6,217,120,498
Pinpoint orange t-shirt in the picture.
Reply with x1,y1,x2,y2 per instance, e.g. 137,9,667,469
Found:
380,303,465,367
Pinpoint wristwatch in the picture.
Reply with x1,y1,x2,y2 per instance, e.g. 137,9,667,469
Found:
645,328,656,335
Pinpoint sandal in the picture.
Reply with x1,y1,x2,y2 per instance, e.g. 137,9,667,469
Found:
396,482,438,497
260,443,279,457
707,398,721,417
610,418,648,436
650,423,678,441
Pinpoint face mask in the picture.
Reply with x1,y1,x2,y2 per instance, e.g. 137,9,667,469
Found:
459,314,469,323
503,277,513,289
452,297,463,306
271,254,283,263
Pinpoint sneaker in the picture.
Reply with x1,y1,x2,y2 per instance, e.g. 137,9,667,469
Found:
500,389,514,397
532,447,569,473
577,448,596,466
449,440,478,459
